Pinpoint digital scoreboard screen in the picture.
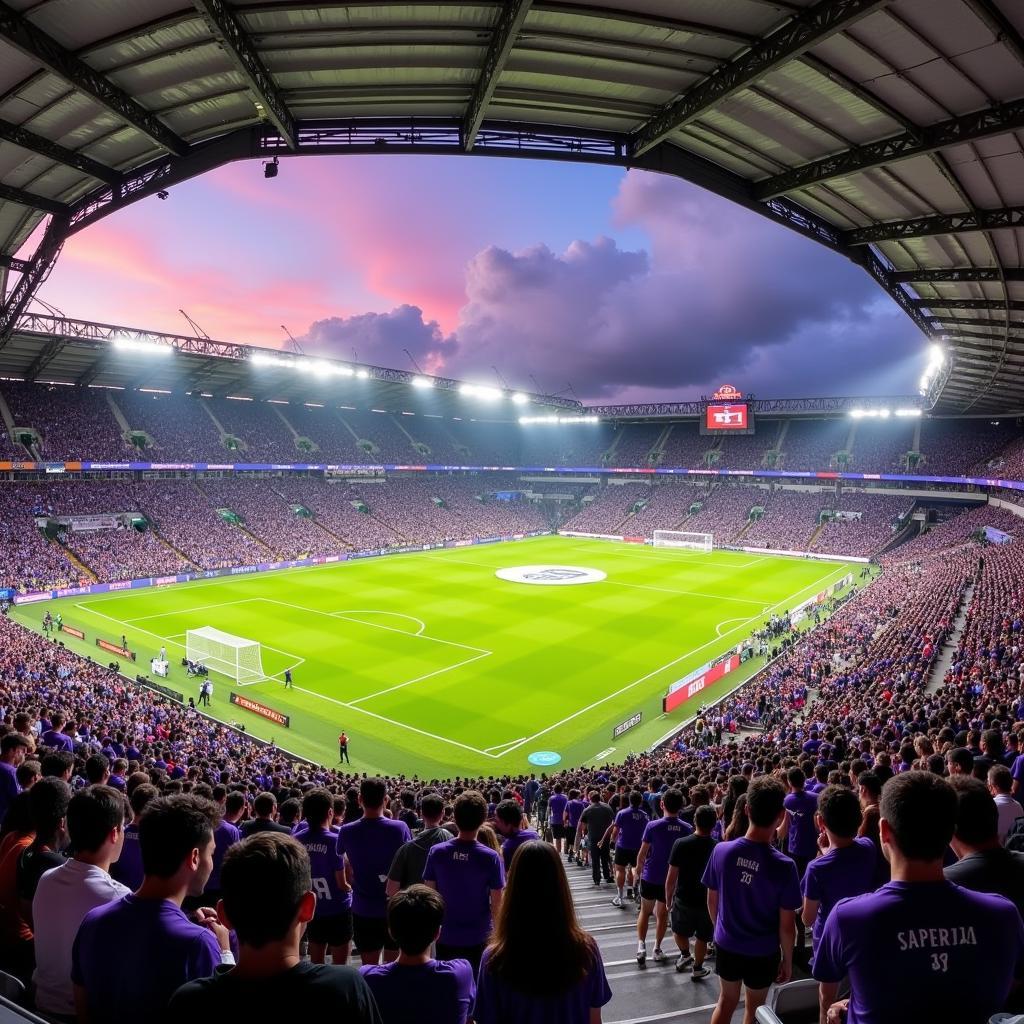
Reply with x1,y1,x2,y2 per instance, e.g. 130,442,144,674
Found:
701,386,755,435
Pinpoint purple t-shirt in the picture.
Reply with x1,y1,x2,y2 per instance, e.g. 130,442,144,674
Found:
640,815,694,884
614,808,649,851
548,793,568,826
502,828,540,872
801,838,877,949
813,881,1024,1024
423,838,505,946
566,799,586,829
702,836,802,957
110,822,143,891
297,826,351,917
784,789,820,861
474,945,612,1024
337,816,412,918
360,959,475,1024
0,761,20,824
205,819,240,893
71,895,221,1024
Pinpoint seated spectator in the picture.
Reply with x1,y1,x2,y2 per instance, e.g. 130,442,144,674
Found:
361,885,475,1024
386,793,452,894
72,795,233,1023
423,790,505,974
814,772,1024,1024
169,833,379,1017
33,785,131,1021
475,840,612,1024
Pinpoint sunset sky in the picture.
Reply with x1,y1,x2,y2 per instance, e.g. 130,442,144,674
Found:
33,154,927,403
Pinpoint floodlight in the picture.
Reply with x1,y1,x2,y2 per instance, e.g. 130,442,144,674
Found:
411,376,434,388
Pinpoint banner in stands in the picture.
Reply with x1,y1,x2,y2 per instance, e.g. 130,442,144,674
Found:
59,624,85,640
612,711,642,739
96,638,135,661
137,677,185,704
664,654,740,714
230,692,290,728
985,525,1013,544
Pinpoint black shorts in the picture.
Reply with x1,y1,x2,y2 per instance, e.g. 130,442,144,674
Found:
639,880,666,904
671,903,714,942
306,910,353,947
550,823,567,840
715,945,781,990
614,847,639,867
352,913,398,953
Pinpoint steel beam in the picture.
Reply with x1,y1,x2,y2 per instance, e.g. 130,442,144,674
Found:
22,336,65,382
915,298,1024,311
0,213,68,345
756,97,1024,199
844,206,1024,245
629,0,888,157
929,316,1024,331
192,0,296,150
0,181,66,214
0,254,30,274
0,116,120,184
0,1,188,156
890,268,1024,283
463,0,532,150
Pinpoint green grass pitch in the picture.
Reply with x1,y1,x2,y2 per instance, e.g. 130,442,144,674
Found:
15,536,862,777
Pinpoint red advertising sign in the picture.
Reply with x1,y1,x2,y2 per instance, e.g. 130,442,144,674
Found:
96,638,135,661
705,404,749,431
663,654,740,714
230,691,290,728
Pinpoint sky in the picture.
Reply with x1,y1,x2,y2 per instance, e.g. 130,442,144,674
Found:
31,154,927,403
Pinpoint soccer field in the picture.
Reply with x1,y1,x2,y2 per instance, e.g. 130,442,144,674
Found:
15,536,862,777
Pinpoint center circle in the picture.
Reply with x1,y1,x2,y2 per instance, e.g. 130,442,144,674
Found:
495,565,607,586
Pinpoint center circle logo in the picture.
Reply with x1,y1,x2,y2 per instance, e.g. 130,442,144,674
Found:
495,565,607,586
528,751,562,766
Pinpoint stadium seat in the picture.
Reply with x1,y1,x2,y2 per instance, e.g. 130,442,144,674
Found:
0,993,47,1023
761,979,820,1024
0,976,23,1005
990,1016,1024,1023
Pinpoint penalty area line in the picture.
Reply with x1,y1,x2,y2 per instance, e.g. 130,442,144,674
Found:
348,650,492,707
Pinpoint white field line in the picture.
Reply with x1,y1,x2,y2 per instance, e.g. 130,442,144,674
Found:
75,603,305,681
604,580,765,606
716,616,756,637
566,543,767,569
288,684,496,758
483,736,528,754
123,597,263,623
330,610,426,635
492,562,851,759
348,650,492,706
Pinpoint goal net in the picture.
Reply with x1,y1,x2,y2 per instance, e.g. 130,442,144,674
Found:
653,530,713,552
186,627,266,685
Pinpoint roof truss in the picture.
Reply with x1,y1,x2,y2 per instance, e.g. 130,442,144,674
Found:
845,206,1024,245
0,116,120,185
890,268,1024,283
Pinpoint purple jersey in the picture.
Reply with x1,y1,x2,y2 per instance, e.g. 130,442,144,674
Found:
423,838,505,946
361,959,475,1024
110,822,143,891
813,881,1024,1024
801,838,877,949
548,793,568,825
702,836,802,957
614,808,649,851
205,819,240,893
640,815,693,884
297,826,351,917
337,816,412,918
501,828,540,872
566,799,586,830
784,789,820,861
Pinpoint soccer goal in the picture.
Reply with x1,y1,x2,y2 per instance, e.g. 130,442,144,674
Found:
186,627,266,685
652,530,713,552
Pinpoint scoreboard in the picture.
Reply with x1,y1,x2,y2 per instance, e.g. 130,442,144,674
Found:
701,384,755,435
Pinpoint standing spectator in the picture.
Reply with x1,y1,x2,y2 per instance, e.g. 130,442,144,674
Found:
423,790,504,974
799,787,876,962
361,885,475,1024
169,834,380,1017
548,783,568,855
0,734,29,825
337,777,411,966
17,777,71,919
110,782,157,891
703,776,801,1024
338,731,350,764
577,790,614,887
240,792,290,837
295,788,352,966
988,765,1024,842
493,799,540,874
72,795,234,1023
474,841,612,1024
610,791,648,908
32,786,130,1020
814,772,1024,1024
635,789,692,966
665,804,718,979
387,793,452,894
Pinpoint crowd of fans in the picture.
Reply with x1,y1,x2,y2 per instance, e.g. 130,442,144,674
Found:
0,476,1022,1020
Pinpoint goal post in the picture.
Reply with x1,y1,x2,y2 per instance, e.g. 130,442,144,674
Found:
186,627,266,685
653,530,713,552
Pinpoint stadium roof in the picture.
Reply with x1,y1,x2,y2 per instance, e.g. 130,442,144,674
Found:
0,0,1022,414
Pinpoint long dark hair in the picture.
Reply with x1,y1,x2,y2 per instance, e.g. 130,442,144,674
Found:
485,840,595,995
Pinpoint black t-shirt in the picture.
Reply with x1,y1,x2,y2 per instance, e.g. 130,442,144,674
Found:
17,845,67,903
668,833,718,909
388,827,453,889
945,847,1024,917
169,961,381,1020
580,802,614,842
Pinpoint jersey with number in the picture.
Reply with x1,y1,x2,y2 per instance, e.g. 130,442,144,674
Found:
296,827,350,918
813,880,1024,1024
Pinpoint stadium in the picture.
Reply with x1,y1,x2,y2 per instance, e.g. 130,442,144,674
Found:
0,1,1022,1023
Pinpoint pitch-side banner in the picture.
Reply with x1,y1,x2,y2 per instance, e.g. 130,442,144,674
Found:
663,654,740,714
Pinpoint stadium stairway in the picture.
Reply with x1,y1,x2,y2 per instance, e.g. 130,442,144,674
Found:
566,862,722,1024
59,544,98,583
